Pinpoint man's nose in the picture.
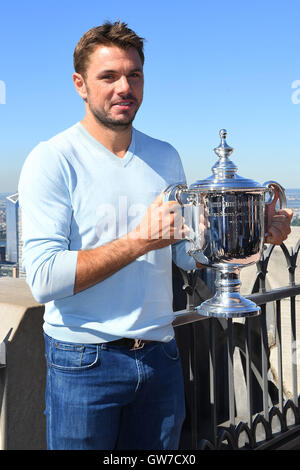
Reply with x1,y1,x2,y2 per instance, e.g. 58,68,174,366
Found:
116,76,131,94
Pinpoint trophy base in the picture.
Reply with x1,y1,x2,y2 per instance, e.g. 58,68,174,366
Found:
196,295,260,318
196,269,261,319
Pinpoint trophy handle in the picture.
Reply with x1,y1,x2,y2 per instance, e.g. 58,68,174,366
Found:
163,183,197,243
263,180,287,209
163,183,189,205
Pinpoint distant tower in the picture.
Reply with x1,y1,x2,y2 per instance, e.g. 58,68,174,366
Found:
6,193,25,278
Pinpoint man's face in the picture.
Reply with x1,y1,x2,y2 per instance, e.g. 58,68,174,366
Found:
80,45,144,130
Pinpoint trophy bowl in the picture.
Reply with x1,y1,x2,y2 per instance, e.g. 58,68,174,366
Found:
164,129,286,318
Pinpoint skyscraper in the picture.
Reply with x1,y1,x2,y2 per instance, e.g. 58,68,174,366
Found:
5,193,25,278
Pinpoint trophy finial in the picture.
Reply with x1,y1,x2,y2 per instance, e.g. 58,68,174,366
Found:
212,128,237,177
214,129,234,159
219,129,227,140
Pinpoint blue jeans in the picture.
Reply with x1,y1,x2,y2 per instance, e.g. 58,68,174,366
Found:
43,333,186,450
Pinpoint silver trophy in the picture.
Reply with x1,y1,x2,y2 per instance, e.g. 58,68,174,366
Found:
164,129,286,318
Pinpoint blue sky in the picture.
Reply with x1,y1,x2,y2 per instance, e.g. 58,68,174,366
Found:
0,0,299,193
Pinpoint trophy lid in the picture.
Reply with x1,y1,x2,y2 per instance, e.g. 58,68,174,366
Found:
190,129,264,191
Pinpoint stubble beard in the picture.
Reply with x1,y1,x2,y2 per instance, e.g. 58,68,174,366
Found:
89,100,139,131
91,108,133,131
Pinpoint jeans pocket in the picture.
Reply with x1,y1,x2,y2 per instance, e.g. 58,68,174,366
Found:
160,339,180,361
50,341,99,371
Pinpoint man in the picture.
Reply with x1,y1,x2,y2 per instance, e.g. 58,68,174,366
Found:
18,21,293,450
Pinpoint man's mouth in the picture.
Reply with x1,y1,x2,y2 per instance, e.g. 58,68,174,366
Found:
112,100,136,110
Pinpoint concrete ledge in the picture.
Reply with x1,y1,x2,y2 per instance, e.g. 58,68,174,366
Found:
0,277,41,343
0,278,46,450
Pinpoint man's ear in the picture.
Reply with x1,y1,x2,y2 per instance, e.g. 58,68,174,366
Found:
72,72,87,100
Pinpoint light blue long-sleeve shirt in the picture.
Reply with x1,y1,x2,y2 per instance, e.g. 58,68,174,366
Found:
18,123,195,343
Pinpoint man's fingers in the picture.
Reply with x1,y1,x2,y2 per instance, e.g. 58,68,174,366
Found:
265,209,293,245
277,208,293,222
265,226,287,244
151,193,164,207
152,192,180,207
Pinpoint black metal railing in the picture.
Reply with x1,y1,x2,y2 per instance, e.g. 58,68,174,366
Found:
173,237,300,450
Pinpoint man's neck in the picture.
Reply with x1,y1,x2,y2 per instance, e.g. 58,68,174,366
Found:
81,115,132,159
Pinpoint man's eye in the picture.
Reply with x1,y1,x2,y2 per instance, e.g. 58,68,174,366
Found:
102,75,113,80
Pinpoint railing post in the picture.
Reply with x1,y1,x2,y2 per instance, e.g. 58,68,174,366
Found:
209,318,218,446
245,318,254,429
260,304,269,421
227,319,235,427
275,300,284,413
191,323,199,448
290,295,298,406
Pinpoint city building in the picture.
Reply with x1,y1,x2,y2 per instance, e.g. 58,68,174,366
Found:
5,193,25,278
0,261,17,277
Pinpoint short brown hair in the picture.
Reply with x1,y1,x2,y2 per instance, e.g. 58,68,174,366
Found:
73,21,145,77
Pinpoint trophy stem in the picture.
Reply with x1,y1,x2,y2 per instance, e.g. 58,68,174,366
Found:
196,268,261,318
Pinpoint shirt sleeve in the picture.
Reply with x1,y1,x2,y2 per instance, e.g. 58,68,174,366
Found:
172,240,196,271
18,142,78,304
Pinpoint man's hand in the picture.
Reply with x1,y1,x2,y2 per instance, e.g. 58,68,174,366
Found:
129,193,187,251
265,207,293,245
